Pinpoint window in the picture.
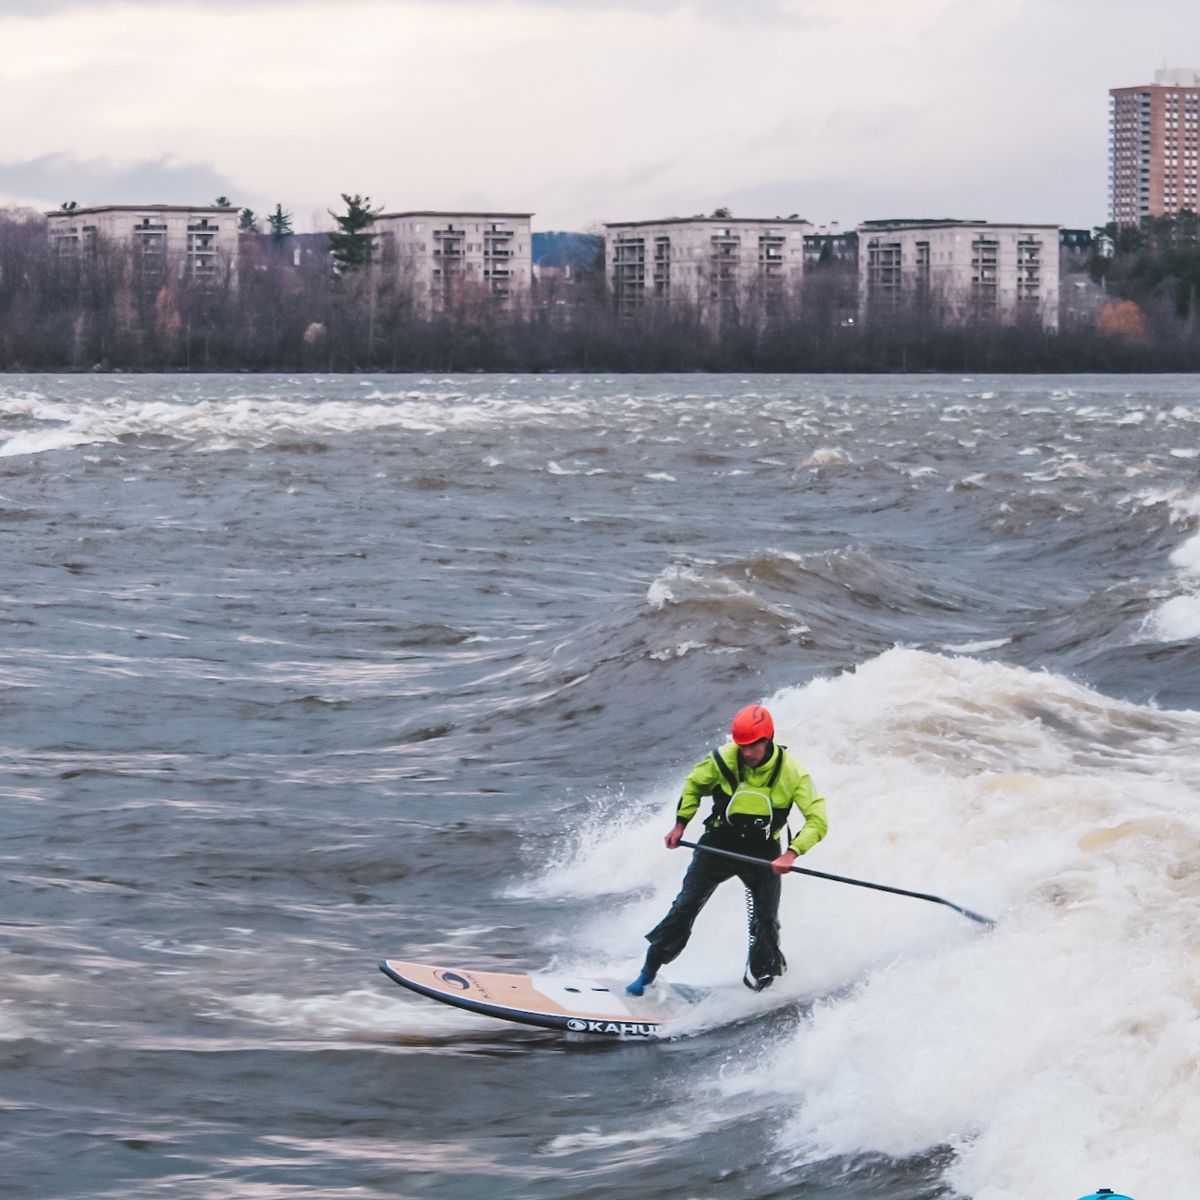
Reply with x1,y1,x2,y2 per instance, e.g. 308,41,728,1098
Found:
866,240,902,306
913,242,931,304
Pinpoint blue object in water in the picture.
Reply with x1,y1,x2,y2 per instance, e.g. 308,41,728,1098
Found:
1076,1190,1135,1200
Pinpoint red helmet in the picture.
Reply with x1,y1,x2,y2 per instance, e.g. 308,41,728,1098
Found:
731,704,774,745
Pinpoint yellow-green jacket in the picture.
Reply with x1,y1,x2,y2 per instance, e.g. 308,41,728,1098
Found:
676,742,828,856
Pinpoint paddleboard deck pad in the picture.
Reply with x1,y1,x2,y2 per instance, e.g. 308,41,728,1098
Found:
378,959,704,1037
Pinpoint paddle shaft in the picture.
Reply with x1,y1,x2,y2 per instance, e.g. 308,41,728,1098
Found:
677,838,995,927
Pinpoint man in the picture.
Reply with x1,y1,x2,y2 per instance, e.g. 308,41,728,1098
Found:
627,704,828,995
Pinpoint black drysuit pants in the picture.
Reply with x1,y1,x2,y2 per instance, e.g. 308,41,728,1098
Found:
643,828,785,981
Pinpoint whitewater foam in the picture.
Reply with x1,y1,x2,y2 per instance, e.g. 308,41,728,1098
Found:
770,654,1198,1198
1143,491,1200,641
939,637,1013,654
0,390,589,458
211,986,495,1038
1170,531,1200,575
1145,595,1200,641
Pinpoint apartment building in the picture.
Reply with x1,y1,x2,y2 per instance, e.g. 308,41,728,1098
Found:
45,204,240,286
857,219,1060,331
1110,68,1200,225
370,211,532,314
603,216,811,318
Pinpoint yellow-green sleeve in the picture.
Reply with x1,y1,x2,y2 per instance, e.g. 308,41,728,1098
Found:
675,753,724,824
787,771,828,856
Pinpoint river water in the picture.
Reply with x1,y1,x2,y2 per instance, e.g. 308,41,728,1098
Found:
1,374,1198,1200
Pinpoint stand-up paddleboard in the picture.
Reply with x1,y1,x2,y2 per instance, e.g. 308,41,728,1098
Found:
378,959,704,1037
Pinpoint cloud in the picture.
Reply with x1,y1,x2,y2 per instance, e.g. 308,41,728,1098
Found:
0,152,243,212
0,0,1192,229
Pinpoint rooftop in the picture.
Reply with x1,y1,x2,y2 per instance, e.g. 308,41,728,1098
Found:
859,218,1058,231
1112,69,1200,92
605,216,810,229
374,210,533,220
45,204,238,218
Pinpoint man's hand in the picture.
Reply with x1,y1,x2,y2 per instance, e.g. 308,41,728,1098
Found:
664,822,686,849
771,849,798,875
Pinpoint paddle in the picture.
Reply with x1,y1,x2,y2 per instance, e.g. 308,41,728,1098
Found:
677,838,996,928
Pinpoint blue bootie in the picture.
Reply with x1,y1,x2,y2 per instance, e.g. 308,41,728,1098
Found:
625,971,651,996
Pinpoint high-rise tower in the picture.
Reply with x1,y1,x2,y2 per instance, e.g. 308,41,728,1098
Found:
1110,68,1200,225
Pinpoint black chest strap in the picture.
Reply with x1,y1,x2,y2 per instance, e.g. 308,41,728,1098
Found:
768,746,786,789
710,749,740,792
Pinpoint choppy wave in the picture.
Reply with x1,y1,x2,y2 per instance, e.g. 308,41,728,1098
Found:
2,375,1199,475
641,549,998,659
0,387,592,457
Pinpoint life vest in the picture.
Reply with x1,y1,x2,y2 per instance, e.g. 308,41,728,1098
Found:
706,745,789,837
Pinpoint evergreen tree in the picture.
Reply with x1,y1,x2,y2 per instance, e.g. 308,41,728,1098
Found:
238,208,259,232
267,203,294,245
328,193,381,272
213,196,232,208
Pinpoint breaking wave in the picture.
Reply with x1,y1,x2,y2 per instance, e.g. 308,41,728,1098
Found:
533,649,1200,1200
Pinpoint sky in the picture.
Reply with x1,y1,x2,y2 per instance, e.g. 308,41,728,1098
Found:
0,0,1196,232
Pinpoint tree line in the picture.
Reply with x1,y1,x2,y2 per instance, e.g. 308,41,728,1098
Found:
2,202,1199,373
